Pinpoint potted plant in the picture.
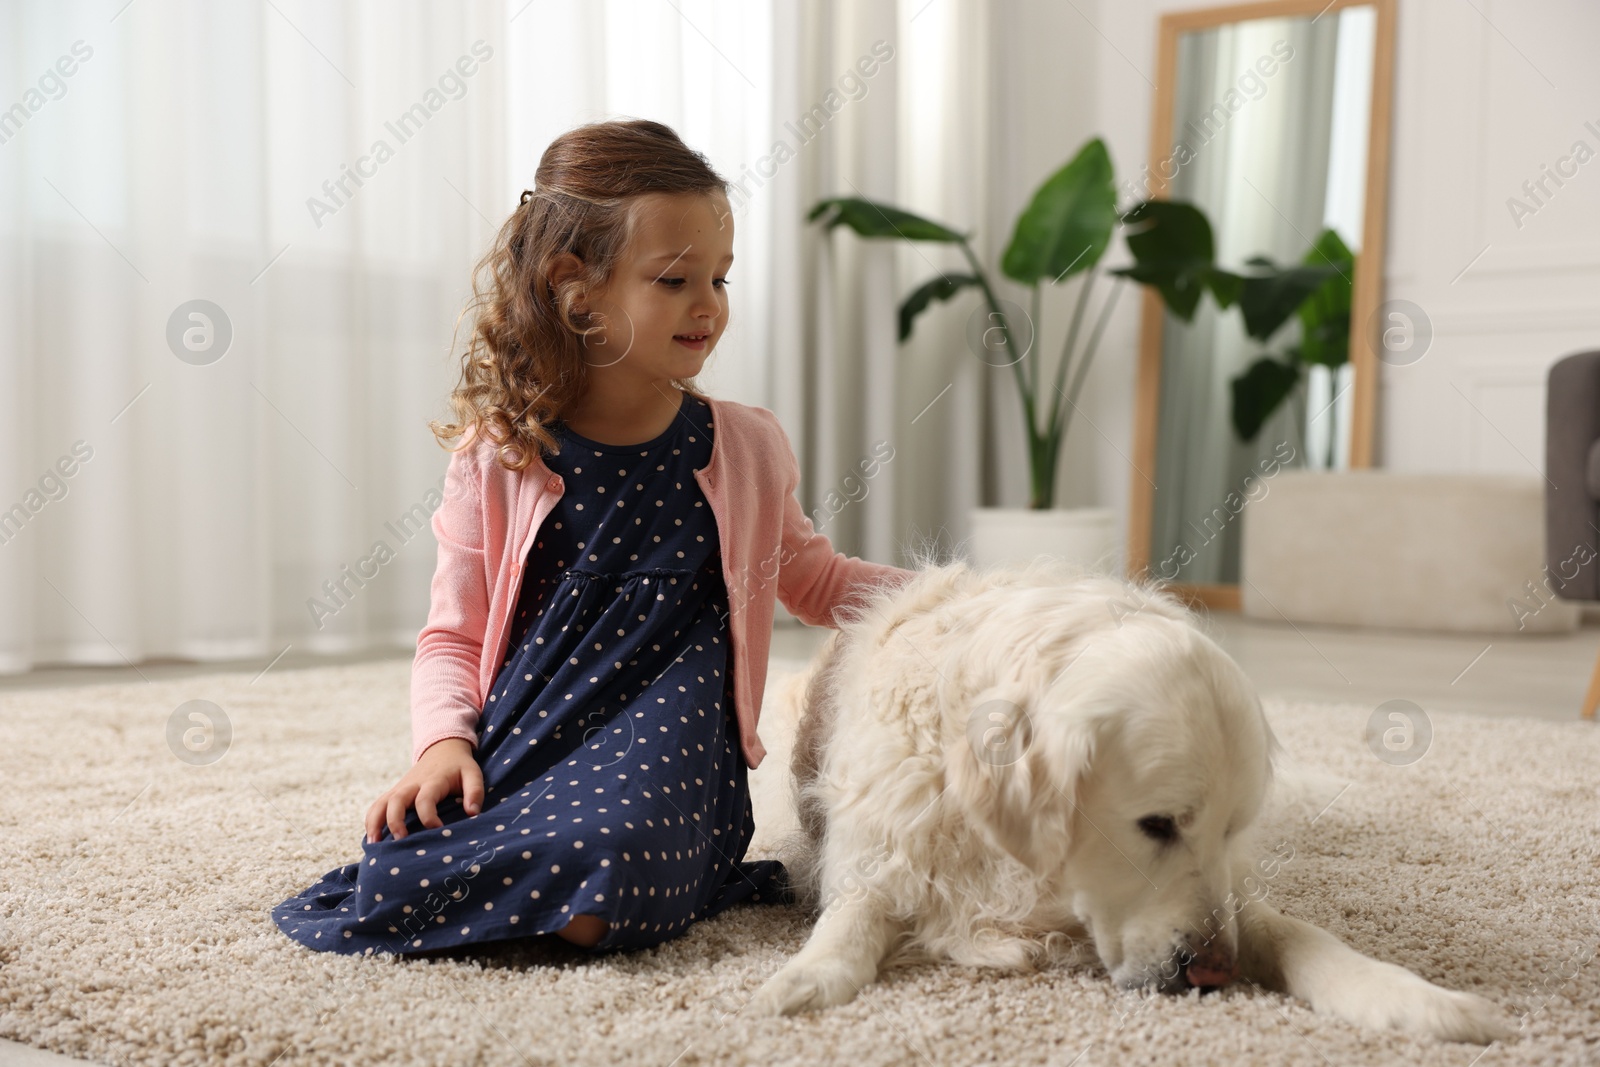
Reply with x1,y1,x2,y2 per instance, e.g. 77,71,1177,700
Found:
808,136,1344,571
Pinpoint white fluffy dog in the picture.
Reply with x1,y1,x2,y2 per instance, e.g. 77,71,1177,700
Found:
747,559,1508,1043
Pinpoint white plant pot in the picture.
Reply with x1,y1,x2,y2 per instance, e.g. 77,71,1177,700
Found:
968,505,1120,575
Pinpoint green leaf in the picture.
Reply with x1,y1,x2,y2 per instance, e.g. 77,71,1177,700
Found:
1000,138,1119,284
1295,228,1355,367
1110,262,1204,321
898,273,981,342
1231,356,1301,441
1235,261,1341,341
1119,199,1215,260
806,197,967,242
1109,199,1217,321
1204,267,1243,308
1305,226,1354,267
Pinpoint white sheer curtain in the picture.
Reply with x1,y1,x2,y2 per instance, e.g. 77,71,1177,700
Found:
771,0,994,571
3,0,988,673
0,0,780,672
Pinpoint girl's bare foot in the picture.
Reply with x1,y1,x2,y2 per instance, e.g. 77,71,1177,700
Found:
555,913,607,947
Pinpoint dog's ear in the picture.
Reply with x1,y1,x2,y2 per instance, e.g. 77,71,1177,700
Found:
947,684,1095,871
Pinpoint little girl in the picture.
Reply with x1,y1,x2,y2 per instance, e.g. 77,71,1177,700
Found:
271,119,915,957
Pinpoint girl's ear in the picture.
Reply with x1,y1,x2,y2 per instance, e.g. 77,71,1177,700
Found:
546,252,578,290
947,684,1090,872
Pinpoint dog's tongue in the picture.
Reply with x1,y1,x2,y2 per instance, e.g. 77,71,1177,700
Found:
1186,960,1236,988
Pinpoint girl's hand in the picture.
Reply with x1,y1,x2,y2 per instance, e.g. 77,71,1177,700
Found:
364,737,485,844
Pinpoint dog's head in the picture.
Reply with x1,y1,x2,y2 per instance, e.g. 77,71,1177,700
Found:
948,593,1275,993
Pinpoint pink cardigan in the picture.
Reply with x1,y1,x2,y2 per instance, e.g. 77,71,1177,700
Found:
410,394,917,770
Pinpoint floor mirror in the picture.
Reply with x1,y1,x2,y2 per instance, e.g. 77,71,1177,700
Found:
1126,0,1396,609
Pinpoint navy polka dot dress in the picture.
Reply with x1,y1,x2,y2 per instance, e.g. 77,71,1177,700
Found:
272,391,792,956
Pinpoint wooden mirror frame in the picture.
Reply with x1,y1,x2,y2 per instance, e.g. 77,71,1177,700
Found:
1125,0,1396,610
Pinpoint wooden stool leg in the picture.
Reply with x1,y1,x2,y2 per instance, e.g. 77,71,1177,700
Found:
1583,640,1600,720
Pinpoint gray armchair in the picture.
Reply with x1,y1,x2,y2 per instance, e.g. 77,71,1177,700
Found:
1545,348,1600,718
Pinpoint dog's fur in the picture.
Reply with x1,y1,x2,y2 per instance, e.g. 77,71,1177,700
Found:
747,559,1509,1043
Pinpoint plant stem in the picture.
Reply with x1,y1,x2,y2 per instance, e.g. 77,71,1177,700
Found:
1047,268,1097,444
959,238,1051,506
1029,283,1041,406
1326,373,1338,469
1290,376,1305,465
958,239,1032,424
1056,277,1125,449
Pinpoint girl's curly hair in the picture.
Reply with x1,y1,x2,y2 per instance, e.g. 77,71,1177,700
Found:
431,119,730,470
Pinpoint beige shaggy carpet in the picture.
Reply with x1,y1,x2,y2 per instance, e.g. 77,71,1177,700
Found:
0,656,1597,1066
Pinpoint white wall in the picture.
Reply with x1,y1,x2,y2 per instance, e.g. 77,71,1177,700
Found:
998,0,1600,551
1377,0,1599,475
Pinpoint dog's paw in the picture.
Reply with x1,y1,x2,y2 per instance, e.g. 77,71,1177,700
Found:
1427,989,1515,1045
1318,964,1513,1044
745,959,867,1017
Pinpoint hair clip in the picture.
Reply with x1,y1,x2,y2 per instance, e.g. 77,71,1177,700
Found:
519,189,534,205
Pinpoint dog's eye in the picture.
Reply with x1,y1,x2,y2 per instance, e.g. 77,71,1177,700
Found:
1137,815,1178,843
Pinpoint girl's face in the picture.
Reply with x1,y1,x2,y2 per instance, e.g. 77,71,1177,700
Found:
582,190,734,383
